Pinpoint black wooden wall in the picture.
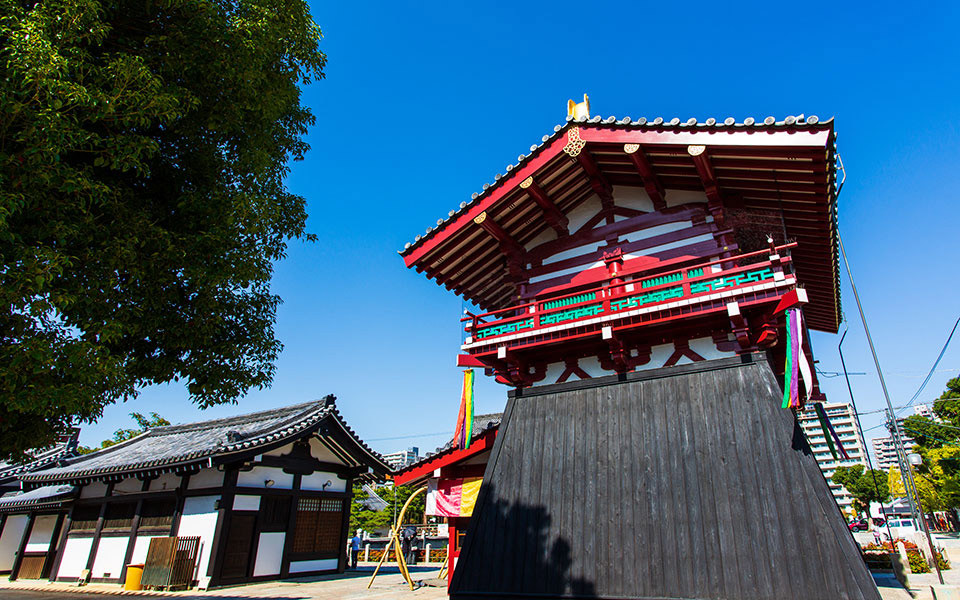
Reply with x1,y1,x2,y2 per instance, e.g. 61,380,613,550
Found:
450,354,880,600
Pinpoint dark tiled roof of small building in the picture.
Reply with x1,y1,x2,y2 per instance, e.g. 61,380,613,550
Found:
0,429,80,485
439,413,502,453
23,397,389,483
398,114,833,256
0,484,77,512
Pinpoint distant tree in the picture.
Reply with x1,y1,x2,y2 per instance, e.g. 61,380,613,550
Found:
933,375,960,425
888,466,944,511
901,415,958,449
0,0,325,460
832,465,889,522
349,484,426,534
78,412,169,454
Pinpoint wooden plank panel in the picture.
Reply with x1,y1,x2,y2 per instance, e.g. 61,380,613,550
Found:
451,356,880,600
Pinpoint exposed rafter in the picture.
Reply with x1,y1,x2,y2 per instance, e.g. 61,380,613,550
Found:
688,145,721,202
623,143,666,210
473,211,524,280
520,177,568,236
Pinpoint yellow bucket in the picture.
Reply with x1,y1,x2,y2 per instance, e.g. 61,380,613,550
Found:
124,564,144,591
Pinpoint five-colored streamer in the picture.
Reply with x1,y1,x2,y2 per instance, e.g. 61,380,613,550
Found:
782,308,812,409
454,369,475,450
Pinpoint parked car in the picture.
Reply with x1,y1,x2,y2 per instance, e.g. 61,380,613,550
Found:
848,520,869,532
886,518,917,538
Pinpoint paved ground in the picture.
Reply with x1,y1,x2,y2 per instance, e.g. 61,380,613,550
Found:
0,565,447,600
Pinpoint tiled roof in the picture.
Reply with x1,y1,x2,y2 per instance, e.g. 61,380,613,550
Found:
0,429,80,485
0,485,76,512
399,114,833,256
23,397,390,483
439,413,502,453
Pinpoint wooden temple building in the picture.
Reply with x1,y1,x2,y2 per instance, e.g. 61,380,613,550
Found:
393,413,501,587
0,397,390,588
400,101,880,600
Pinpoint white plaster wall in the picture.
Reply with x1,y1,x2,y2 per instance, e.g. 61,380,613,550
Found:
308,438,344,464
176,496,219,582
233,495,260,511
648,342,675,369
665,189,707,207
263,443,292,457
565,195,602,232
0,515,29,571
91,536,128,579
523,228,557,253
112,477,142,495
237,466,293,490
57,537,94,579
288,558,338,573
187,468,224,489
148,473,181,492
129,535,159,564
252,532,284,576
612,185,654,213
301,472,346,493
620,220,693,245
577,356,605,379
80,481,109,498
689,335,735,361
24,515,58,552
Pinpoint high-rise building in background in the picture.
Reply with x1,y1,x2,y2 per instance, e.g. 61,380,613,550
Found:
798,401,868,514
869,405,931,469
382,446,420,470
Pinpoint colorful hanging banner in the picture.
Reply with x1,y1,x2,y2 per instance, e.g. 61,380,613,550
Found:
453,370,475,449
782,307,812,409
426,477,482,517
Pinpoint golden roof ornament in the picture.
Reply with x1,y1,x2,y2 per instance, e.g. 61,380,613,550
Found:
567,94,590,120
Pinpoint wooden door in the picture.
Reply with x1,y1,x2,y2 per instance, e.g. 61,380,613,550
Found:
220,514,256,581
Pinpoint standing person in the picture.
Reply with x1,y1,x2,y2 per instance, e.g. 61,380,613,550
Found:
873,529,882,547
350,530,362,569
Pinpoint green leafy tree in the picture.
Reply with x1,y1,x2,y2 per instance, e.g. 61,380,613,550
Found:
78,411,170,453
349,484,427,534
833,464,890,521
902,414,958,449
0,0,325,459
933,376,960,425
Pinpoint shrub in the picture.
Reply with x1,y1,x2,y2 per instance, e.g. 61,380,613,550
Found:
907,550,930,573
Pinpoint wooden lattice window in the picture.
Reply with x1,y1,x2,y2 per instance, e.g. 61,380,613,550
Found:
139,499,176,531
291,497,343,558
103,502,136,530
69,505,101,532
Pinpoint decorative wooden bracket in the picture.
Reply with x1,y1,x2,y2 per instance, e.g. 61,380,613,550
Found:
688,145,728,229
726,302,753,351
600,327,652,374
557,357,592,383
492,347,546,388
664,338,706,367
624,143,666,210
521,177,569,236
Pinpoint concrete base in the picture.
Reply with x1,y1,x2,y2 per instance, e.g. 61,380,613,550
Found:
931,584,960,600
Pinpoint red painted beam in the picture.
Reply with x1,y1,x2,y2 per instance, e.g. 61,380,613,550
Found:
688,145,721,203
578,125,833,148
623,143,666,210
521,177,569,236
393,428,498,486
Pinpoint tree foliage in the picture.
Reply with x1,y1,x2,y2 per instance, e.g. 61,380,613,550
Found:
832,464,890,514
902,414,958,449
350,484,427,534
0,0,325,459
78,411,169,453
932,376,960,425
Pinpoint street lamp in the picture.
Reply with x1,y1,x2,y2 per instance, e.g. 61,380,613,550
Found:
905,453,943,584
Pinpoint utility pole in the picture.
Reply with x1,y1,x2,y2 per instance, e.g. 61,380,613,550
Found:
840,232,943,582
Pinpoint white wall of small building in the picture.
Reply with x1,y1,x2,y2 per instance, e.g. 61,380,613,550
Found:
0,514,30,571
24,515,58,552
177,495,220,587
91,536,128,579
57,537,94,579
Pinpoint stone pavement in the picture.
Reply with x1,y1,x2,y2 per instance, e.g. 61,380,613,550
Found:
0,565,448,600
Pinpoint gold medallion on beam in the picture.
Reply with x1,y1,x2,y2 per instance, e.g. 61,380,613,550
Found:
473,212,487,225
687,144,706,156
623,143,640,154
519,176,534,189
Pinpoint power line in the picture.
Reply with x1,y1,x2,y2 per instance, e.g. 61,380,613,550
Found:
367,431,452,442
896,315,960,417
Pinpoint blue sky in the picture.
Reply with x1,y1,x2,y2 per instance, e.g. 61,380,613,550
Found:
81,0,960,459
